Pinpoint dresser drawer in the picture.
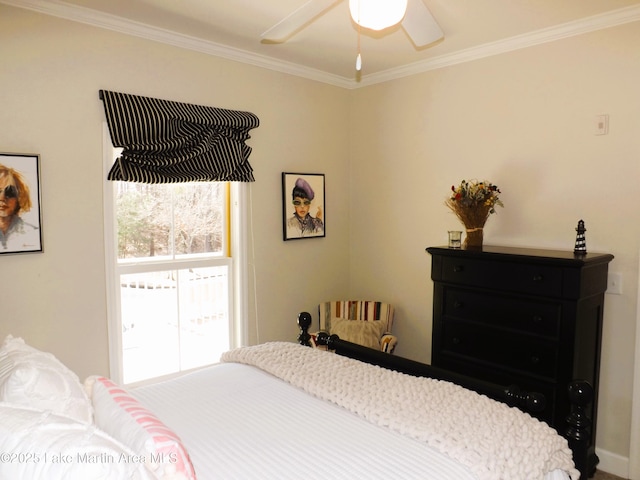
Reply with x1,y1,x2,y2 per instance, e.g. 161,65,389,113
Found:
440,320,559,380
442,287,562,339
440,257,563,297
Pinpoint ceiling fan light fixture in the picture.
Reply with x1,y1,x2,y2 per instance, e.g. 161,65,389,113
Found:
349,0,408,31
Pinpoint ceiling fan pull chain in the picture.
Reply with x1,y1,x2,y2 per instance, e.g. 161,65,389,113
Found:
355,21,362,71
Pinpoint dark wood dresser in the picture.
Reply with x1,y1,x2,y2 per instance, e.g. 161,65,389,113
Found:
426,245,613,475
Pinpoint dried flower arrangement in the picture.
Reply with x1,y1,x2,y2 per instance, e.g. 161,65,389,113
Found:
446,180,503,247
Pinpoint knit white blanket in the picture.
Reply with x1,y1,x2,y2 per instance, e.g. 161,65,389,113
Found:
222,342,579,480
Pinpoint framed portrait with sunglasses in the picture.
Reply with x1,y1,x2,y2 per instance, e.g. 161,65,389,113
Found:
282,172,325,241
0,153,42,255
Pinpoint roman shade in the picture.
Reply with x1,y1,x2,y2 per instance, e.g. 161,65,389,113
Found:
99,90,259,183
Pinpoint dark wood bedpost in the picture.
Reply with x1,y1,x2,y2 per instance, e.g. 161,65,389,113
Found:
565,380,595,479
297,311,312,346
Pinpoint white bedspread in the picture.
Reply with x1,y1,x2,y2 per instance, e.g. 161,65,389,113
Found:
131,342,575,480
222,342,579,480
133,361,480,479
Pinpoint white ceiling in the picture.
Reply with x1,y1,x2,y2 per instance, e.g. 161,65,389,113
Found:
4,0,640,87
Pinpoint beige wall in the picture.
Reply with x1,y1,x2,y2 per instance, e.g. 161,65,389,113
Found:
2,4,638,472
350,22,640,470
0,5,350,378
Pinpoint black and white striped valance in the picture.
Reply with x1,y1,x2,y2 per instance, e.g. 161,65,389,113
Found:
100,90,259,183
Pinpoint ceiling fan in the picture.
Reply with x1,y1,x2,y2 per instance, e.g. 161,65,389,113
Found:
261,0,444,48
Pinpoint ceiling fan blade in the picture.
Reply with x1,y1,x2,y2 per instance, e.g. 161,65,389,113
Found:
401,0,444,47
261,0,342,43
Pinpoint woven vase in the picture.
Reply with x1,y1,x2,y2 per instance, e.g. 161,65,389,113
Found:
464,227,484,248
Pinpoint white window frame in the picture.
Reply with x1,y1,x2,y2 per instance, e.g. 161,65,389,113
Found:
102,124,247,385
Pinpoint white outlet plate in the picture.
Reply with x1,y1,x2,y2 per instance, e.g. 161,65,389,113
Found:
607,272,622,295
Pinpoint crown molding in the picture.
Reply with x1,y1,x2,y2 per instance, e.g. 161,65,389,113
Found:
0,0,354,88
2,0,639,89
360,4,640,87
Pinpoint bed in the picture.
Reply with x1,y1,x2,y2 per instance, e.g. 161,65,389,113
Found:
0,317,592,480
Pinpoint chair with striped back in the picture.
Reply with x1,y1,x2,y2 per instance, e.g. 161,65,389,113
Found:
318,301,397,354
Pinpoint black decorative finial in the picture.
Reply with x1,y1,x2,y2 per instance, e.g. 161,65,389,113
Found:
574,220,587,254
297,312,312,346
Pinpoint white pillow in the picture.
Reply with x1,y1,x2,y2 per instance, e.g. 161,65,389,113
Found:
0,403,155,480
0,335,92,423
87,376,196,480
330,318,387,349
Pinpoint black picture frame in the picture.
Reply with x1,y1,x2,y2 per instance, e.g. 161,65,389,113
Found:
282,172,325,241
0,153,43,255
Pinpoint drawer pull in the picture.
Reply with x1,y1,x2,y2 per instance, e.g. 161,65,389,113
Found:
530,355,540,364
532,315,543,323
453,301,463,309
532,274,544,282
452,337,461,345
453,265,464,273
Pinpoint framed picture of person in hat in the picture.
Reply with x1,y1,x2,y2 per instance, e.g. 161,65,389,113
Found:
282,173,325,241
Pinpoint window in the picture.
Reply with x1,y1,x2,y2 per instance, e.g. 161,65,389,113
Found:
103,131,247,385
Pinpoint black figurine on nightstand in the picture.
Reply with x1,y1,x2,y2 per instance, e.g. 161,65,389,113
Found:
574,220,587,254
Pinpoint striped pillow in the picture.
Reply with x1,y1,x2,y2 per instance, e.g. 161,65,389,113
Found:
87,376,196,480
